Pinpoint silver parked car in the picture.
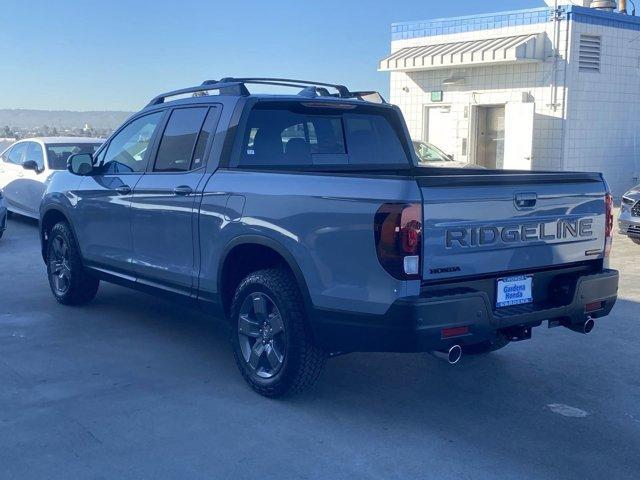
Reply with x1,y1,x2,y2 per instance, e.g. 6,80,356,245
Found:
0,137,103,219
412,140,483,169
619,185,640,244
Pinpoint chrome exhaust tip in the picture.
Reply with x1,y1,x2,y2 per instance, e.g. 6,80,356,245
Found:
431,344,463,365
562,317,595,335
583,317,595,334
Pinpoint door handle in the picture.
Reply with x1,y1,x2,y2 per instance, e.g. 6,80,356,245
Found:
115,185,132,195
173,185,193,196
514,192,537,210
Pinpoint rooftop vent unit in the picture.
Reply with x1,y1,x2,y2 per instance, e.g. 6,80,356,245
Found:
590,0,617,10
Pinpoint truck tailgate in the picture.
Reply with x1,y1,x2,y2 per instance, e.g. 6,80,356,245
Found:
419,173,607,282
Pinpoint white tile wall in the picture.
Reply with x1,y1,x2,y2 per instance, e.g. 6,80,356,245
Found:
563,21,640,196
388,14,640,195
389,21,568,172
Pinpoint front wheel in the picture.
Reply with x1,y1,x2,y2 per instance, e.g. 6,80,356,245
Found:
230,268,326,397
632,238,640,245
46,222,99,305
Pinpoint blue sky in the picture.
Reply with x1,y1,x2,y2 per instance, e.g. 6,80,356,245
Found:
2,0,542,111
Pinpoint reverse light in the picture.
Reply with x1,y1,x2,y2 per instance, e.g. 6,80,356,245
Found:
374,203,422,280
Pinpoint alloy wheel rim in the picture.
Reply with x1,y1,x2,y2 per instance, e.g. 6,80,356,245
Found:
237,292,286,379
49,235,71,296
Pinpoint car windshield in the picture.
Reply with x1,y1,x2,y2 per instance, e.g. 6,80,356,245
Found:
47,143,102,170
413,141,451,163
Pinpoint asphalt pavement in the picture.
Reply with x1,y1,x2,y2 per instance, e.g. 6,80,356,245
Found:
1,214,638,479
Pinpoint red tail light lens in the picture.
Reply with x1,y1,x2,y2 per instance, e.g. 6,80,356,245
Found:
374,203,422,280
604,193,613,257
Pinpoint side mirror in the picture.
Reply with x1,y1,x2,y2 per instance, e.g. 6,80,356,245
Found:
22,160,41,172
67,153,94,176
448,154,455,161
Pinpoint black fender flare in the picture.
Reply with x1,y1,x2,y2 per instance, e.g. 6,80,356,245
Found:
39,206,77,262
217,234,314,312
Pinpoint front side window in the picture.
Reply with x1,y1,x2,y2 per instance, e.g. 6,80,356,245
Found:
100,112,163,174
25,142,45,169
7,143,28,165
46,143,101,170
238,105,409,167
154,107,208,172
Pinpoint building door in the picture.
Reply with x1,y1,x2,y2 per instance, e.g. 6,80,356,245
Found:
504,102,534,170
423,106,455,156
474,106,505,169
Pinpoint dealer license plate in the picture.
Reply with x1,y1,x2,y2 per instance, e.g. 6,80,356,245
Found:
496,275,533,308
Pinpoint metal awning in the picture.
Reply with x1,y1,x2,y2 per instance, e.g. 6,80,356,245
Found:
379,34,545,72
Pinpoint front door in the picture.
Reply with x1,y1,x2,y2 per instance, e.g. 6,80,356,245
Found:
0,142,28,212
75,111,165,274
131,106,220,294
474,106,505,169
18,142,47,216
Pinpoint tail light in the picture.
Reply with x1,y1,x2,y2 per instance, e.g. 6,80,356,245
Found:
374,203,422,280
604,193,613,258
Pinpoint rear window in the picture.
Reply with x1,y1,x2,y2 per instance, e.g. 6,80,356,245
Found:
47,143,101,170
237,105,410,168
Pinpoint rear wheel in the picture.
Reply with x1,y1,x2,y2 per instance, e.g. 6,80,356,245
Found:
230,268,326,397
632,238,640,245
46,222,99,305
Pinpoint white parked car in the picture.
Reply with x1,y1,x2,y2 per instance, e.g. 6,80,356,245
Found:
0,137,103,218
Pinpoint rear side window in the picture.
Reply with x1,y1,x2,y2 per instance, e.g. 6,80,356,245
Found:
154,107,209,172
238,105,410,167
46,143,101,170
343,114,408,165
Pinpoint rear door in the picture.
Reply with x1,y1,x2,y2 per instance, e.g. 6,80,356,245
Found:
420,174,608,283
131,105,220,294
75,111,165,274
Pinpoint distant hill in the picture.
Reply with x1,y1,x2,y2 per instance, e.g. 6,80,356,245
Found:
0,109,133,130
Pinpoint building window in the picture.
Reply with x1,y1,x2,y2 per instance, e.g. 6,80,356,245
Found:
578,35,601,73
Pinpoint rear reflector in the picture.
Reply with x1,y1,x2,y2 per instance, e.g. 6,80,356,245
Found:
585,301,604,313
441,326,470,338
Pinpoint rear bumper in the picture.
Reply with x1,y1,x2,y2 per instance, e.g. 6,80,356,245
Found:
311,269,619,353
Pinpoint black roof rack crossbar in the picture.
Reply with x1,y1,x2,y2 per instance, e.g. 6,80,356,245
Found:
146,81,250,106
148,77,387,106
211,77,353,98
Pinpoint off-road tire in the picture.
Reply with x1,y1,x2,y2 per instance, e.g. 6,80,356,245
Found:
46,222,99,305
230,268,326,397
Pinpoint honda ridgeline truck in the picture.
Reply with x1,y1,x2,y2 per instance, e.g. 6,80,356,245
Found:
39,78,619,397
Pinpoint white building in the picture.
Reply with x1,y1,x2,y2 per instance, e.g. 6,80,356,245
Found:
380,0,640,196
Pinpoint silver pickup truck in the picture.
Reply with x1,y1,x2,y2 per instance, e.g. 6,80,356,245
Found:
39,78,619,397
